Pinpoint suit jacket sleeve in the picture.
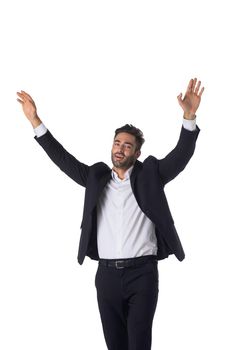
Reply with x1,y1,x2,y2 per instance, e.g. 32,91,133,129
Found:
34,130,90,187
158,125,200,186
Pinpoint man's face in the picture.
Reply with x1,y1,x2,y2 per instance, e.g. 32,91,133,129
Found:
111,132,141,169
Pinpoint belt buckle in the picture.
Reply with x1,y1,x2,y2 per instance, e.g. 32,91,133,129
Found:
115,260,125,269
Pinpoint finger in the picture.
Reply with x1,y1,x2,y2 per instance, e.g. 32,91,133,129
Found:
17,91,26,97
177,93,183,101
177,93,184,106
17,92,26,101
20,90,34,102
194,80,201,94
17,91,34,105
186,79,193,93
17,98,23,104
192,77,197,92
199,87,204,97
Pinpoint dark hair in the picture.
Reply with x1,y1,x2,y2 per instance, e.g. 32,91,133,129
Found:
114,124,145,151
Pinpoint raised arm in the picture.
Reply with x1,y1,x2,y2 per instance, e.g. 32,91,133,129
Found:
158,78,204,185
17,90,89,187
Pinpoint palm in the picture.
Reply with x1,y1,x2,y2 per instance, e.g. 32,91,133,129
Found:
24,100,36,118
180,91,201,113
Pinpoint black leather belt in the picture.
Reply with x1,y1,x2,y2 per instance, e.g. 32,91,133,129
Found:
98,255,157,269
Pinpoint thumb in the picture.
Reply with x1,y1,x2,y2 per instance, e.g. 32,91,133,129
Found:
177,93,183,104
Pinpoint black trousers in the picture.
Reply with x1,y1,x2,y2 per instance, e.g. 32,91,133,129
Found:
95,255,159,350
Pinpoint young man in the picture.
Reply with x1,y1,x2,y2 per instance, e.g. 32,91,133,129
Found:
17,78,204,350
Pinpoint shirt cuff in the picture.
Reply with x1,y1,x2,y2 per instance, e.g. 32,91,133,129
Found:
34,122,48,137
182,116,196,131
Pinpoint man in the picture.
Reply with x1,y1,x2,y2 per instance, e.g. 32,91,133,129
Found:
17,78,204,350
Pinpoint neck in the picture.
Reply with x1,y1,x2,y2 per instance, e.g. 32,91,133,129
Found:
113,164,136,180
112,167,127,180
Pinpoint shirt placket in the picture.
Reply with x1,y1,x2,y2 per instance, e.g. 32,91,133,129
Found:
116,180,125,258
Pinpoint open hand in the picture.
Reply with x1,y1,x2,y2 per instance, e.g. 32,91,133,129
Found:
177,78,204,120
17,90,38,122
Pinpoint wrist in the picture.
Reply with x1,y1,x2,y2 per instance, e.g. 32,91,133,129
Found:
31,115,42,128
183,112,196,120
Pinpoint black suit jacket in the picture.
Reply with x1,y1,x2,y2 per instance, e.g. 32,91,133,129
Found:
34,125,200,265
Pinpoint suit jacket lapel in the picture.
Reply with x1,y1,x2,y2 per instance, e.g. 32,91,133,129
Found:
130,160,142,191
98,171,112,195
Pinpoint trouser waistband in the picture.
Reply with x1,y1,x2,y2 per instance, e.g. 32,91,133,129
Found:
98,255,157,269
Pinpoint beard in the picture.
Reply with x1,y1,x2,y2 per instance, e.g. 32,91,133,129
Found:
111,152,136,169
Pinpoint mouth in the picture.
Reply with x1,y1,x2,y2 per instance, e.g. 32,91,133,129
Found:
114,153,125,161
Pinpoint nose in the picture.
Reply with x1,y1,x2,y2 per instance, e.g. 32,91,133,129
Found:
115,143,124,152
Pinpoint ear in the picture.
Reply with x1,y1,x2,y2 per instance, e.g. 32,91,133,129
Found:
135,150,141,159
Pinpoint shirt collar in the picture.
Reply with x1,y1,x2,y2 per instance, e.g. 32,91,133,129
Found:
111,165,134,182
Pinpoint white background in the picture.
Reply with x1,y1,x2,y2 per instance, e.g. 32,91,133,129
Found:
1,0,232,349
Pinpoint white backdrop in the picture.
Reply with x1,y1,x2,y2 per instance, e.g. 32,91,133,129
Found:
1,1,232,349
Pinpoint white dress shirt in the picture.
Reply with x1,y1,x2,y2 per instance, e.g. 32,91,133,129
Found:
34,117,196,259
96,166,158,258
